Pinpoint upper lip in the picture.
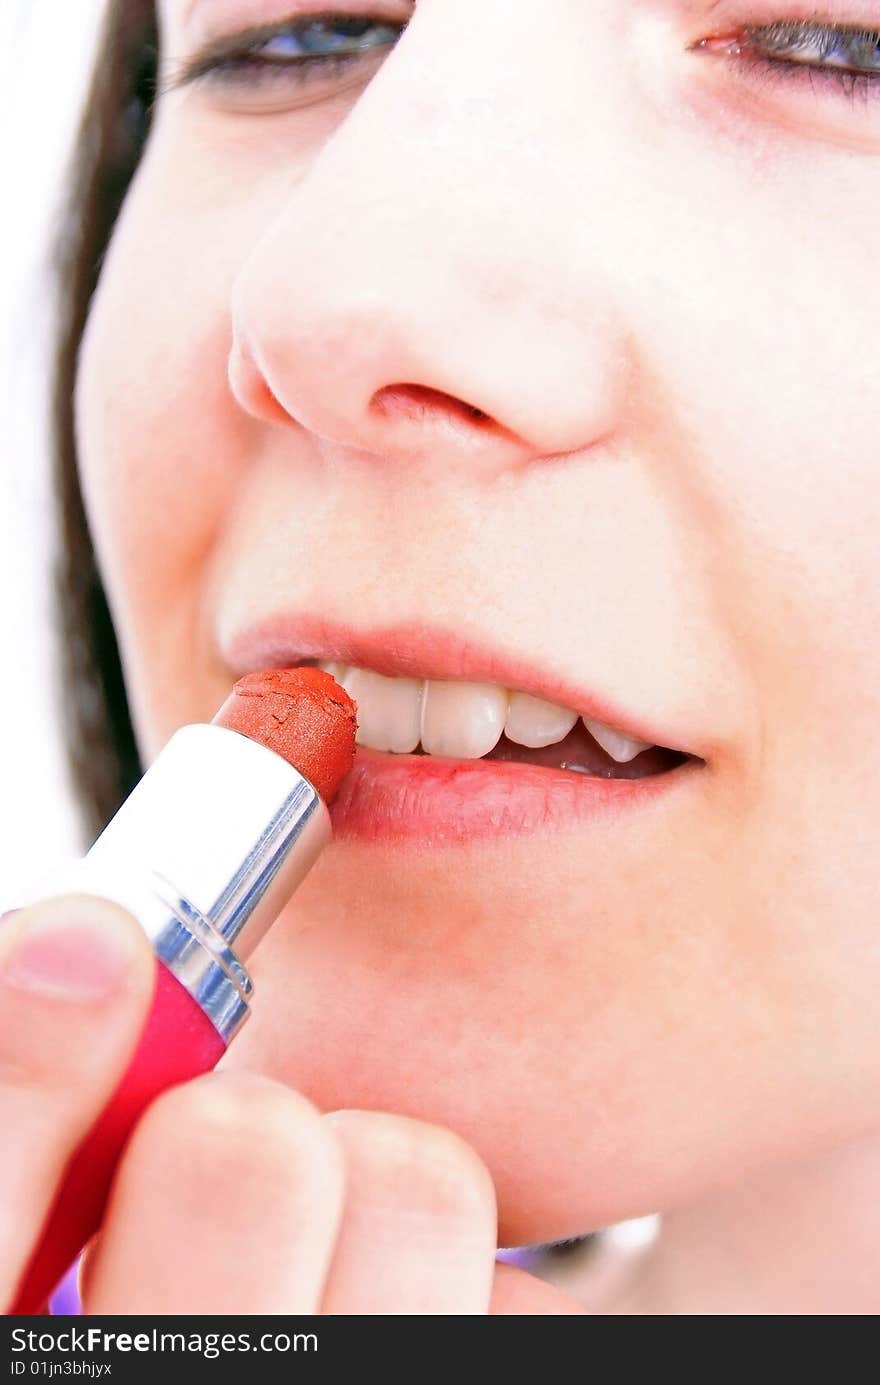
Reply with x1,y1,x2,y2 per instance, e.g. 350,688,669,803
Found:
222,613,702,757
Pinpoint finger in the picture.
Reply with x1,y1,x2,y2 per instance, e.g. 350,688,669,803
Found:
0,896,155,1311
320,1110,497,1315
490,1260,589,1314
85,1072,345,1314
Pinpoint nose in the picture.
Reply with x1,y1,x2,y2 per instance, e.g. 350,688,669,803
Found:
228,3,632,476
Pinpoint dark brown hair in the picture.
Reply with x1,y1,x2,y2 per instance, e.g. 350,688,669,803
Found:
53,0,157,845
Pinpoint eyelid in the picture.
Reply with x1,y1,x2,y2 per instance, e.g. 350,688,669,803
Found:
180,10,398,56
183,0,413,47
695,16,880,58
700,0,880,25
693,16,880,82
687,16,880,151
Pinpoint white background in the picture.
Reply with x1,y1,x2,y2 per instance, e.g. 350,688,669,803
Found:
0,0,108,903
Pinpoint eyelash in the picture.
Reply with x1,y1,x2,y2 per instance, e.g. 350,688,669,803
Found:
166,14,407,94
166,13,880,108
693,19,880,107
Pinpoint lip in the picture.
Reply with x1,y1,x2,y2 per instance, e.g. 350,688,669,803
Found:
224,613,704,757
329,746,703,844
223,613,707,844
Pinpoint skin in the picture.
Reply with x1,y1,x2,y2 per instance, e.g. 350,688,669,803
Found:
11,0,880,1311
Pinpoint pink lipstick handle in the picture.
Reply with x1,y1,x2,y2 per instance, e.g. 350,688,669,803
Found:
11,962,225,1315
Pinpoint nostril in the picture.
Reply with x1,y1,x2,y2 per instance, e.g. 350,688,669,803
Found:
370,383,493,427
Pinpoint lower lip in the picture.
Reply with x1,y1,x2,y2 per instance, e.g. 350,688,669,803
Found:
329,747,704,845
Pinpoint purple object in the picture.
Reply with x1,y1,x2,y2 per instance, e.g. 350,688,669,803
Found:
49,1258,82,1315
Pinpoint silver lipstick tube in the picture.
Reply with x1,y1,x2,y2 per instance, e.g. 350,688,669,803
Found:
35,723,330,1043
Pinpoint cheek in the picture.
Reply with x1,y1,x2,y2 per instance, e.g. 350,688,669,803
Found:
650,208,880,1029
642,152,880,778
74,151,252,747
700,286,880,778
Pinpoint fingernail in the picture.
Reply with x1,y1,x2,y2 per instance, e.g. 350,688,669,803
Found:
1,905,132,1001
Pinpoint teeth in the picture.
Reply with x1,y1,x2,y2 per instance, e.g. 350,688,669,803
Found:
315,661,655,763
420,680,507,759
505,692,578,748
319,661,349,686
337,666,423,753
581,716,652,763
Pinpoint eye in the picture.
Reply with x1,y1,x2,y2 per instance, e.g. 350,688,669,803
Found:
691,19,880,105
165,12,407,108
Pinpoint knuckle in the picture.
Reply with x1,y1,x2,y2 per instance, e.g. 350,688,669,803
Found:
130,1072,343,1200
327,1109,496,1218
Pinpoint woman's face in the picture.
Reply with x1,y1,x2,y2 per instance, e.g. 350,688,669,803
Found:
76,0,880,1244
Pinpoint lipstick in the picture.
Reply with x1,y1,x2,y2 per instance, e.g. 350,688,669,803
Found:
9,668,356,1315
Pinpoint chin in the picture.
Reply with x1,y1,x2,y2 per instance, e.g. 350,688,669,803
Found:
222,902,664,1246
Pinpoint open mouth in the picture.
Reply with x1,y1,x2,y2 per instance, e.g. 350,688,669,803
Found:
480,725,687,778
305,661,694,780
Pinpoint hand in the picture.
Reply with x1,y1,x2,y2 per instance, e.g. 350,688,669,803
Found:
1,895,585,1314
